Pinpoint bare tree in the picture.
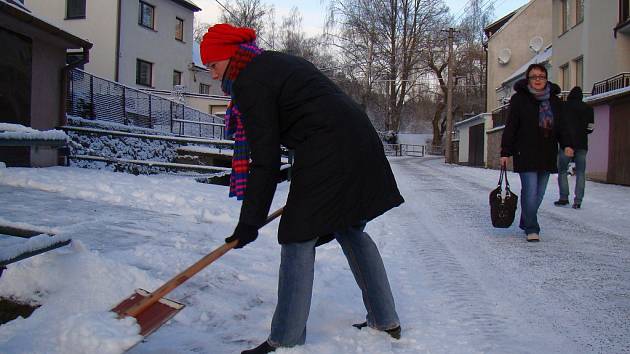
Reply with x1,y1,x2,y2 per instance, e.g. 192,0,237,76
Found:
219,0,273,39
193,18,211,43
326,0,449,133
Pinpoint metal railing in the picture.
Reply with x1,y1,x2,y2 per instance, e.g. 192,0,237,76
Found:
383,144,425,157
492,104,509,128
591,72,630,95
66,69,224,139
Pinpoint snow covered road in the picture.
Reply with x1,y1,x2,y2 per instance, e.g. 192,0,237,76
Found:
0,157,628,353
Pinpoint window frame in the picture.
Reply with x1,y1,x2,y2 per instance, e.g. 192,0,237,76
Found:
66,0,86,20
136,59,153,87
561,0,570,33
574,56,584,89
575,0,584,24
199,83,210,94
560,63,570,91
173,70,182,87
621,0,630,23
138,1,155,30
175,17,184,41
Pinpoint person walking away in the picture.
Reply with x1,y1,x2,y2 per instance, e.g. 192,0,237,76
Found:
200,24,404,354
500,64,572,242
554,86,594,209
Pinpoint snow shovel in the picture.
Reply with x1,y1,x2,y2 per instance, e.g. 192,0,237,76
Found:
112,206,284,338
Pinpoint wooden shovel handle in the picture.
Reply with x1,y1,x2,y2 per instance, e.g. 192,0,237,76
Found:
124,206,284,317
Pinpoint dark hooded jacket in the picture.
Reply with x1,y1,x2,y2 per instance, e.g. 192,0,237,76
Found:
231,51,404,244
563,87,594,150
501,79,569,173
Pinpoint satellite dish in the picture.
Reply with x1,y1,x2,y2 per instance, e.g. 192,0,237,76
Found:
497,48,512,65
529,35,544,53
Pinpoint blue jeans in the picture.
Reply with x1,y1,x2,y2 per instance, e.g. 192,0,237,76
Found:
519,172,550,235
557,149,587,204
268,222,400,347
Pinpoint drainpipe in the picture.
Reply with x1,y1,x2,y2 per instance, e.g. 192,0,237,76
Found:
60,46,90,126
115,0,121,82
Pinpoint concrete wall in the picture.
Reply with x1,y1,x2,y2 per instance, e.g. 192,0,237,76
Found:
486,127,513,170
27,0,118,81
1,10,84,167
552,0,630,91
486,0,553,112
119,0,195,90
586,104,610,182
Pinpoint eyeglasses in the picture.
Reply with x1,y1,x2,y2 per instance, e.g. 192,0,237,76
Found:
528,75,547,82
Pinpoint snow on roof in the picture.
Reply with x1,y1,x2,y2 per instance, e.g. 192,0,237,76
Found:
584,85,630,104
192,41,206,69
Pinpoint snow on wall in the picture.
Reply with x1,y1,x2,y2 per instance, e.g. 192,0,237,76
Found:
0,123,68,141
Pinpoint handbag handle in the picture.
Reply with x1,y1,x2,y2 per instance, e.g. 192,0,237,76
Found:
497,165,512,192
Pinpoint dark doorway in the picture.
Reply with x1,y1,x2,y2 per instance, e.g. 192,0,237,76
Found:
468,123,485,166
608,98,630,186
0,27,32,126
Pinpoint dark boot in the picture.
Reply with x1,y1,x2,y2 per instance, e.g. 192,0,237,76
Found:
572,203,581,209
554,199,569,206
241,340,276,354
353,321,402,340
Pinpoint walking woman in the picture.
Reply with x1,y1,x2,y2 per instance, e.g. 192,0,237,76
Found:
500,64,572,242
200,24,403,353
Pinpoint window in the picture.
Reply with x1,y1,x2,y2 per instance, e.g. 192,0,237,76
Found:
560,63,570,91
136,59,153,87
199,83,210,94
173,70,182,87
621,0,630,23
139,1,155,30
574,57,584,89
561,0,570,33
66,0,86,19
175,17,184,41
576,0,584,24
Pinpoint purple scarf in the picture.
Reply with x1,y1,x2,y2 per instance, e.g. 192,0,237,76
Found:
528,83,554,136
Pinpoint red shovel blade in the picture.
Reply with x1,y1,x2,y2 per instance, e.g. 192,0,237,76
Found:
112,289,185,337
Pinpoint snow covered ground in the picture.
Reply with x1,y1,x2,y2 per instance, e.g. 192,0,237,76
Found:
0,157,628,354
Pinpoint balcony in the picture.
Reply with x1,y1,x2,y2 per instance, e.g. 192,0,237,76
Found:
591,73,630,95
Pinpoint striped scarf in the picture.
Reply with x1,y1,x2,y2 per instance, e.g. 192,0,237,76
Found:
222,42,262,200
528,83,554,136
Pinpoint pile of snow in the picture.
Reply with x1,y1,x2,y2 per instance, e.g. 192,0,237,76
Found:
0,123,68,141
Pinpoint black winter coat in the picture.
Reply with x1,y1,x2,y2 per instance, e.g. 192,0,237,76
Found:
501,79,569,173
231,51,404,244
563,87,594,150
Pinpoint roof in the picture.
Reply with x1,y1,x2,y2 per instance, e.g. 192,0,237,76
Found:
171,0,201,12
0,0,92,49
501,44,552,86
454,113,491,128
484,9,518,39
485,2,532,40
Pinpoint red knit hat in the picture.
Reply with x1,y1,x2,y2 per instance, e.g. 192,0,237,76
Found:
200,24,257,64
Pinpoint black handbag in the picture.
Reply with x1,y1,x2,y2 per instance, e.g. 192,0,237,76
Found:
489,166,518,228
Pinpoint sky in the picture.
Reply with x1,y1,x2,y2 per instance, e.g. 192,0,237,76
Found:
193,0,531,37
1,122,630,353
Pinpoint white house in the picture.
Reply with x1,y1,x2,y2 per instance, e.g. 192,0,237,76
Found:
27,0,201,92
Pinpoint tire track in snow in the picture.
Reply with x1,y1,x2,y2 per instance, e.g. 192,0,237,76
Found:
375,157,527,353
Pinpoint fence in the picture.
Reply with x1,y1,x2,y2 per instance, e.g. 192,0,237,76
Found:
383,144,425,157
66,69,224,139
492,104,509,128
591,72,630,95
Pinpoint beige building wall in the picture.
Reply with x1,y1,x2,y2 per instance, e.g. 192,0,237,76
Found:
552,0,630,92
27,0,118,81
119,0,195,90
486,0,552,111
